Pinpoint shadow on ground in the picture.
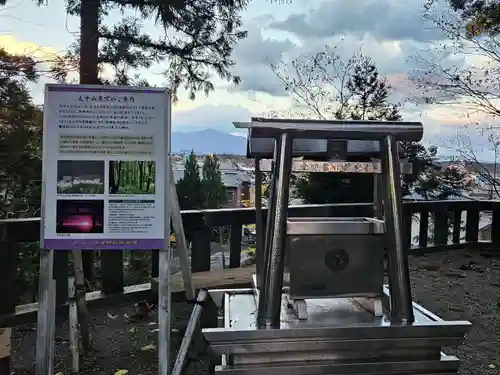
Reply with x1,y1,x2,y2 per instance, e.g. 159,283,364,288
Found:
11,302,210,375
9,249,500,375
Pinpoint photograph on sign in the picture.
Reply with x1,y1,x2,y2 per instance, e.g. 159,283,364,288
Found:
57,160,105,194
108,160,156,194
41,84,169,250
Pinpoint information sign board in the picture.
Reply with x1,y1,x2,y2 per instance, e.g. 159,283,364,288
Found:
41,84,170,250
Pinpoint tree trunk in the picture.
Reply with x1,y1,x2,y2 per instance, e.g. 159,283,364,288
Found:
79,0,100,85
79,0,100,286
75,0,100,354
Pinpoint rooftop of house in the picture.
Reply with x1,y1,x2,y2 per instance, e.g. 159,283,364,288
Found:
172,163,253,188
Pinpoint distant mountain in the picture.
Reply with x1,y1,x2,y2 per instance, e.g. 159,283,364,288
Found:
171,129,247,155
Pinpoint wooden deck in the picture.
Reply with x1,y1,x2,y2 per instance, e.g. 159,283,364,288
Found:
152,265,256,294
1,266,255,328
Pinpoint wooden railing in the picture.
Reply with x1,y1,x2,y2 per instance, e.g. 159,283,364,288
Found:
0,200,499,327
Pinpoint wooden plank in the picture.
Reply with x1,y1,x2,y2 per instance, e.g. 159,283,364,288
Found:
0,266,256,328
2,201,496,243
151,266,256,293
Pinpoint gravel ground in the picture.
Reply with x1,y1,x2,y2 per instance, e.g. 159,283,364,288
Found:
409,249,500,375
10,249,500,375
10,301,209,375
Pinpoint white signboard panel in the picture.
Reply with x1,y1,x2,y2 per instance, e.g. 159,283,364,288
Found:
41,84,170,250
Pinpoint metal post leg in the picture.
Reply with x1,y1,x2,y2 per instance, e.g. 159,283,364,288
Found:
261,146,279,289
380,135,414,324
254,157,264,288
257,133,293,329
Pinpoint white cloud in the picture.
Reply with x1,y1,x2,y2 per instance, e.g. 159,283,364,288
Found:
4,0,493,149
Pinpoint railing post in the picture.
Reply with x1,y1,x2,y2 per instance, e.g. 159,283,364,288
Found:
491,203,500,246
151,250,159,279
0,242,16,318
433,207,449,246
451,210,462,245
53,251,69,305
100,251,124,295
465,207,480,243
229,223,243,268
191,226,211,272
402,203,412,250
0,236,14,375
418,210,429,248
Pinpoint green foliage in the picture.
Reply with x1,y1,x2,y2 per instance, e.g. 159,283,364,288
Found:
176,151,227,209
0,48,44,302
295,57,403,204
176,150,203,209
413,4,500,198
201,154,226,209
109,161,156,194
440,0,500,36
31,0,250,98
0,47,43,219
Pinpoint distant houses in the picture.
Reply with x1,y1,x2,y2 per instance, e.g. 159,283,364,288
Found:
172,157,253,208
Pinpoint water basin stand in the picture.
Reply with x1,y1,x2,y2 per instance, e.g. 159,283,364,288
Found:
203,118,472,375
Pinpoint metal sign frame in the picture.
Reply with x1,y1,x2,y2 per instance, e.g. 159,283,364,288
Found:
36,84,194,375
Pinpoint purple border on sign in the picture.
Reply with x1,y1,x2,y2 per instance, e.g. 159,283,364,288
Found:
47,86,164,94
44,238,165,250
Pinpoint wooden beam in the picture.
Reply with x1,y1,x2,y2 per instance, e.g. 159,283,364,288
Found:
151,266,256,294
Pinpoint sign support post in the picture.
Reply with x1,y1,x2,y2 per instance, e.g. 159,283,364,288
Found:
37,84,181,375
158,91,172,375
35,250,54,375
169,162,195,301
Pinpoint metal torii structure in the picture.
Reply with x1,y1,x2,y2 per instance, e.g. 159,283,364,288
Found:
201,117,472,375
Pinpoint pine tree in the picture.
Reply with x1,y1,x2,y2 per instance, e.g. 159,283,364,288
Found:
176,150,203,210
295,57,402,204
1,0,249,93
0,47,46,306
427,0,500,36
291,54,470,204
0,48,42,219
201,154,226,209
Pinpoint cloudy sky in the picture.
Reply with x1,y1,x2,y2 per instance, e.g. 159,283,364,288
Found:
0,0,492,151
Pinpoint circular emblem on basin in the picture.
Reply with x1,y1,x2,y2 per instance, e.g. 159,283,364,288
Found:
325,249,349,272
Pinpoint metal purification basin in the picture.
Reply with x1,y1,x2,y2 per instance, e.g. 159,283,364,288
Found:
202,287,472,375
284,217,385,299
